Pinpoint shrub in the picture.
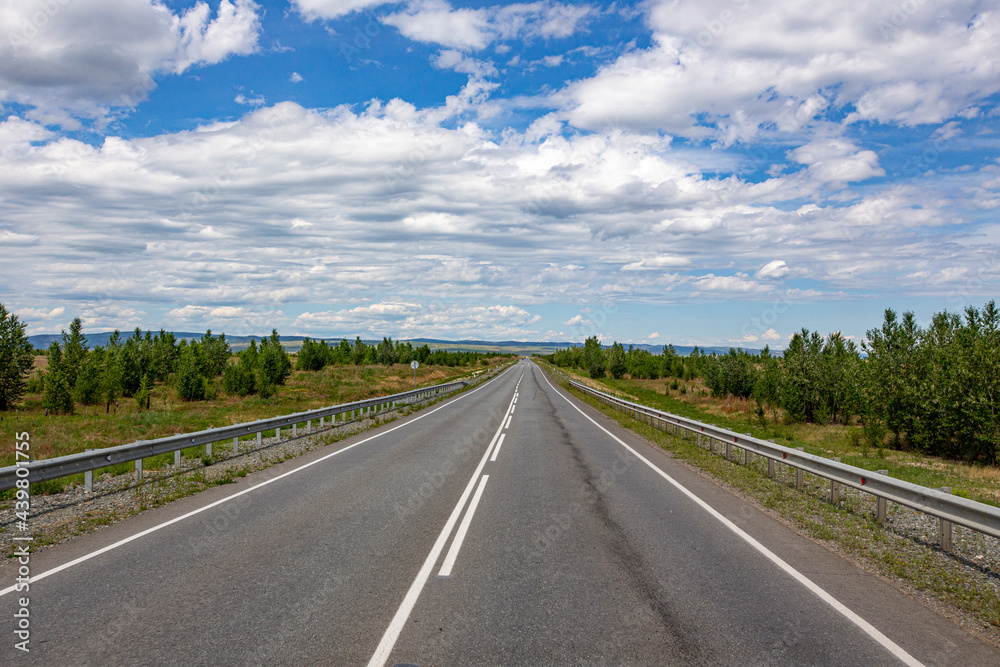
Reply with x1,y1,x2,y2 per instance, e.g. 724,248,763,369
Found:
223,360,256,396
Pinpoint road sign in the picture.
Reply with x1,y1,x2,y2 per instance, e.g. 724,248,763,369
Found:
410,360,419,370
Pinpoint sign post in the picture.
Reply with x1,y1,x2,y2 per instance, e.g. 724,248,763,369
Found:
410,359,419,390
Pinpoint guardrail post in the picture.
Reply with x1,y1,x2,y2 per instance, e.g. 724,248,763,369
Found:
206,442,212,459
767,440,775,477
276,426,281,439
320,416,324,428
876,470,888,523
938,487,953,550
743,434,752,465
233,436,239,453
697,433,702,446
830,457,840,503
725,440,732,461
257,431,262,447
174,450,181,467
136,458,142,482
85,449,94,493
795,448,804,489
307,420,312,433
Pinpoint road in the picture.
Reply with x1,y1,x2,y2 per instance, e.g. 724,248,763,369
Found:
2,359,998,665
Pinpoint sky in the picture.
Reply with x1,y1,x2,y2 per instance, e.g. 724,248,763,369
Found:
1,0,999,348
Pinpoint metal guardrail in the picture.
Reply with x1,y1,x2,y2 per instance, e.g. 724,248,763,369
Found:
1,376,486,491
567,379,1000,544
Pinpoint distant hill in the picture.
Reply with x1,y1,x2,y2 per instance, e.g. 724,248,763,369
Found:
29,331,757,356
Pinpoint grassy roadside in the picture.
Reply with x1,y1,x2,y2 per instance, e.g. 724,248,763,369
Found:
553,369,1000,508
537,360,1000,640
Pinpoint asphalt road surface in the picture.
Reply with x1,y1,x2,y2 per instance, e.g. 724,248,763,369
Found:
3,359,998,666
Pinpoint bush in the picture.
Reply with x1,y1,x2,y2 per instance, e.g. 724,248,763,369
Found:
223,360,256,396
26,372,44,394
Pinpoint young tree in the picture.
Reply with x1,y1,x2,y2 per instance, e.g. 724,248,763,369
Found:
223,355,257,396
74,346,104,405
376,337,398,366
118,331,145,397
135,374,151,410
43,364,74,414
102,331,123,413
349,336,367,365
258,329,291,387
333,338,352,364
175,348,207,401
200,330,231,377
61,317,88,388
607,342,627,379
150,329,178,381
296,338,329,371
583,336,605,378
862,309,920,445
0,303,35,411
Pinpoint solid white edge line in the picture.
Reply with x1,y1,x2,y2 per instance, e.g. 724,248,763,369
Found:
0,368,514,599
490,433,506,463
438,474,490,577
536,366,924,667
366,379,517,667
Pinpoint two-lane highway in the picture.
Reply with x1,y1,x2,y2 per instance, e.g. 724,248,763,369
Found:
3,359,998,665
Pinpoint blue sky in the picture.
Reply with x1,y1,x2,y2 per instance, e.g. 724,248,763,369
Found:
2,0,999,348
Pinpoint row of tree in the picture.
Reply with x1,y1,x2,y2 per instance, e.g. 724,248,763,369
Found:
546,301,1000,463
0,311,293,413
36,320,270,413
0,306,502,414
296,336,499,371
549,337,698,381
